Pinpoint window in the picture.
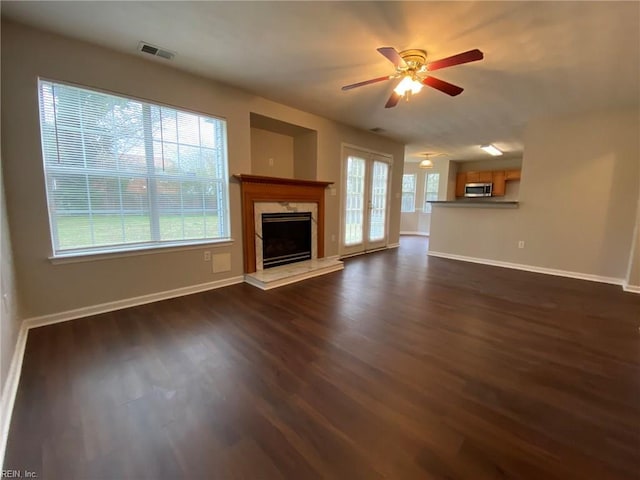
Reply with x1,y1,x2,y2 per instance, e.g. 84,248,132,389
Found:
424,173,440,213
401,174,416,212
38,80,230,256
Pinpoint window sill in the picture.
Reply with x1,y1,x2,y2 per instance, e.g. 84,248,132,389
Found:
49,238,234,265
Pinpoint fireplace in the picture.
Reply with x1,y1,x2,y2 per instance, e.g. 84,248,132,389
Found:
234,174,332,273
261,212,312,269
234,174,343,289
255,201,317,270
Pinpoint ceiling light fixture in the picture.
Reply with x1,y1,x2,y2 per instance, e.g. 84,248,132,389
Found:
394,75,423,97
480,144,503,156
419,153,434,169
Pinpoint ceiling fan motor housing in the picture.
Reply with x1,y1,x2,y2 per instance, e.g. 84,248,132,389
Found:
399,49,427,70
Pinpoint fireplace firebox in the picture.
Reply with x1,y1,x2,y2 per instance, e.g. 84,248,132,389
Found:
261,212,312,269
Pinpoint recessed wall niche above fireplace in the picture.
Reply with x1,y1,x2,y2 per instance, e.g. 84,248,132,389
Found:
234,174,344,289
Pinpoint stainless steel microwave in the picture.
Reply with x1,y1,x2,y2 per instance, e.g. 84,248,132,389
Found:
464,183,492,197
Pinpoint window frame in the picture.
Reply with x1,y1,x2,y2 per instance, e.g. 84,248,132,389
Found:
401,173,417,213
424,172,440,213
37,78,232,259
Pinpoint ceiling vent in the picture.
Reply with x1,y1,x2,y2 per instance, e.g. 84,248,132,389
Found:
138,42,175,60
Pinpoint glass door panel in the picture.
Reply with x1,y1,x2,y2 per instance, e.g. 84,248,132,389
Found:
341,147,391,257
368,160,388,243
344,156,365,246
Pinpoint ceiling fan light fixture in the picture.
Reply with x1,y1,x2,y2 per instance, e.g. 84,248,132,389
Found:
480,144,503,156
394,76,423,96
411,81,423,95
342,47,483,108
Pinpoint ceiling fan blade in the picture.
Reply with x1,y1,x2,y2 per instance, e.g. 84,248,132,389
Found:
377,47,407,68
385,92,402,109
422,76,464,96
341,75,392,91
426,49,484,71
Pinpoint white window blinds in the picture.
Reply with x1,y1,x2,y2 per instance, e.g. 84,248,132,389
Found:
38,80,230,256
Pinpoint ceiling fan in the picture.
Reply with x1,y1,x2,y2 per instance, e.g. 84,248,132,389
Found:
341,47,484,108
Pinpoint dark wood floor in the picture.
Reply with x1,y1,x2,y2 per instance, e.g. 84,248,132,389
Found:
5,236,640,479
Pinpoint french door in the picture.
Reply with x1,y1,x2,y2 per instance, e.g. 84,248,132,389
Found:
341,146,391,257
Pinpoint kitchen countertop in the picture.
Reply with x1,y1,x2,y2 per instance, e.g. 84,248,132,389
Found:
429,200,519,208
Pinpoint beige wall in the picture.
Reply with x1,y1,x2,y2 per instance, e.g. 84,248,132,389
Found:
430,108,639,282
0,20,404,319
293,131,317,181
1,156,20,395
250,127,294,178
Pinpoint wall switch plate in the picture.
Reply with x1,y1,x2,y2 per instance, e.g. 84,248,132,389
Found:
268,157,274,166
518,240,525,249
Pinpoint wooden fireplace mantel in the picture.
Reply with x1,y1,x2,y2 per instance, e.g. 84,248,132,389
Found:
233,174,333,273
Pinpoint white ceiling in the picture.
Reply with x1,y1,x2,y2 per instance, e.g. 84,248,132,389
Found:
2,1,639,162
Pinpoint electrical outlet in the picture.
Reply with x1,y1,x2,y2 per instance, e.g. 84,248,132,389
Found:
518,240,525,249
204,251,211,261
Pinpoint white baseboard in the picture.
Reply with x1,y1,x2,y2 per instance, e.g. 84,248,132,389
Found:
23,276,244,330
0,322,28,470
399,231,430,237
0,274,244,468
428,251,624,287
622,283,640,294
339,245,397,258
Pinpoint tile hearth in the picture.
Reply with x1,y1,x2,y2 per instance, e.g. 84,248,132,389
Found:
244,257,344,290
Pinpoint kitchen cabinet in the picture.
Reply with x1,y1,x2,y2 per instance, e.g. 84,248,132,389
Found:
455,173,467,197
465,171,480,183
479,171,493,182
505,169,521,181
455,169,521,197
465,171,492,183
491,171,506,196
